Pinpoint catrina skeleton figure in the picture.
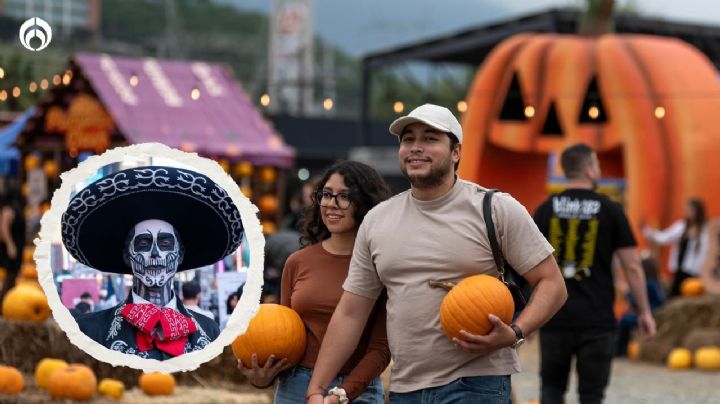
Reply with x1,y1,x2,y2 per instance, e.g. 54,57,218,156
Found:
61,166,244,360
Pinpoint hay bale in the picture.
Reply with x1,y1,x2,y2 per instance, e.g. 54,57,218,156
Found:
638,295,720,364
0,317,248,388
682,328,720,352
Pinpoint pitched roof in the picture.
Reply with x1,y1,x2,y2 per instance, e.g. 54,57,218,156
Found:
73,53,294,167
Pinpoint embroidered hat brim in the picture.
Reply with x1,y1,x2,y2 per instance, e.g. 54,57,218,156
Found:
61,166,244,274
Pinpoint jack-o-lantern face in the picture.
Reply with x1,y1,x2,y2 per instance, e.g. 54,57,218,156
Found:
459,33,720,231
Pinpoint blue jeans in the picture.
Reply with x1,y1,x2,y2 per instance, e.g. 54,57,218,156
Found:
388,375,511,404
274,365,384,404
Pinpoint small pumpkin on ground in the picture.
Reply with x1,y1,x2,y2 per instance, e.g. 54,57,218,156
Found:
98,378,125,399
667,347,693,369
429,274,515,340
139,372,175,396
35,358,69,389
47,363,97,401
627,340,640,360
232,303,307,367
0,365,24,394
694,346,720,371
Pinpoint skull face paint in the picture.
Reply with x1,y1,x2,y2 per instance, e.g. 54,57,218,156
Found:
127,219,182,288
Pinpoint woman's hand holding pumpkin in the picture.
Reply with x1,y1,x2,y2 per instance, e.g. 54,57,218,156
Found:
237,354,290,388
452,314,516,355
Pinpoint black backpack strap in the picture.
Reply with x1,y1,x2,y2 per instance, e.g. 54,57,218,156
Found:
482,189,506,281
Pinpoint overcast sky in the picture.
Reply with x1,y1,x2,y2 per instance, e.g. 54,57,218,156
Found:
216,0,720,56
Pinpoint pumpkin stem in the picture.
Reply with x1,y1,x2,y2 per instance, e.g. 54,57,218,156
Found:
428,280,456,291
579,0,615,36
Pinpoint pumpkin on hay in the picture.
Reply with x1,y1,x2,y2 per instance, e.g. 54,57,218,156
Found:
429,274,514,340
35,358,69,389
98,378,125,399
47,364,97,401
232,303,307,367
139,372,175,396
666,347,693,369
680,278,705,297
0,365,24,395
1,283,51,322
458,0,720,242
694,346,720,371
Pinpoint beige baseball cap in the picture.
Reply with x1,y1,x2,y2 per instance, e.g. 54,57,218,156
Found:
389,103,463,143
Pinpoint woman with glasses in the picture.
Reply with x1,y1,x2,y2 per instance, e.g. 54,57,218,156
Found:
239,160,392,404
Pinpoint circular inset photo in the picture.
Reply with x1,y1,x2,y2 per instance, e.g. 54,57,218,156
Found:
35,143,264,372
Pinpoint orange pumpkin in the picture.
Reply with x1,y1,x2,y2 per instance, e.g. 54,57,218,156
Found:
458,31,720,245
98,378,125,399
232,303,307,367
694,346,720,371
259,195,280,215
667,347,693,369
259,166,277,183
1,284,51,322
35,358,69,389
47,364,97,401
0,365,24,394
138,372,175,396
24,154,40,171
627,340,640,360
680,278,705,297
430,275,514,340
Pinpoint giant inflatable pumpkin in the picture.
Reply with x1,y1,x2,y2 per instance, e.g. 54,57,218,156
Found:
458,32,720,237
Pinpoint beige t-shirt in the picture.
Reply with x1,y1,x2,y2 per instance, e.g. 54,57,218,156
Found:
343,179,553,393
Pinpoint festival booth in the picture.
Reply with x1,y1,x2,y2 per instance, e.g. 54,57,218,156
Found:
14,53,294,322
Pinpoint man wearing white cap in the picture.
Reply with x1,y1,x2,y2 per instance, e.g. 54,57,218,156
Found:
307,104,568,403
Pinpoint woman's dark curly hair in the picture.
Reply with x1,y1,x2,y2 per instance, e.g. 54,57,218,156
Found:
300,161,391,246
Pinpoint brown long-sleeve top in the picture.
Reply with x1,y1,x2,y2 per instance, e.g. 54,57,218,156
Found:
280,243,390,401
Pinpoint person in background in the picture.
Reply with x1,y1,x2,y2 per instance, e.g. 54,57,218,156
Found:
182,281,215,320
240,160,392,404
0,185,26,304
70,301,93,319
642,198,709,298
615,253,666,356
533,143,656,404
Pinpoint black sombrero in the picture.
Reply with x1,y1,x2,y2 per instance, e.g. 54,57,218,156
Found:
61,166,244,274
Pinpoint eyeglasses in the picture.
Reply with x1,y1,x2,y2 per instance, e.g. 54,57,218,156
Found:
317,190,352,209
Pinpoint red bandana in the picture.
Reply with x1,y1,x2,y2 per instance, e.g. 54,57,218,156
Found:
120,303,197,356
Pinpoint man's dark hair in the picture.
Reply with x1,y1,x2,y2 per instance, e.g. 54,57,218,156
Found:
182,281,201,300
80,292,92,300
74,301,91,314
561,143,595,180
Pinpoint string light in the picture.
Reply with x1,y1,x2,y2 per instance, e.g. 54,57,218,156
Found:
29,81,37,93
129,73,138,87
323,97,334,111
393,101,404,113
457,100,468,113
40,79,49,90
260,93,270,107
524,105,535,118
0,90,7,102
52,74,61,86
12,86,20,98
191,87,201,100
654,106,666,119
0,67,4,79
588,106,600,120
62,73,71,85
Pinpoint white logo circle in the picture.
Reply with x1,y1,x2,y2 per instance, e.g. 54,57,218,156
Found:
19,17,52,51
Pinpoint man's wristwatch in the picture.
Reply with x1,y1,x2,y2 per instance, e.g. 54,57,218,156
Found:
510,323,525,349
328,386,349,404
